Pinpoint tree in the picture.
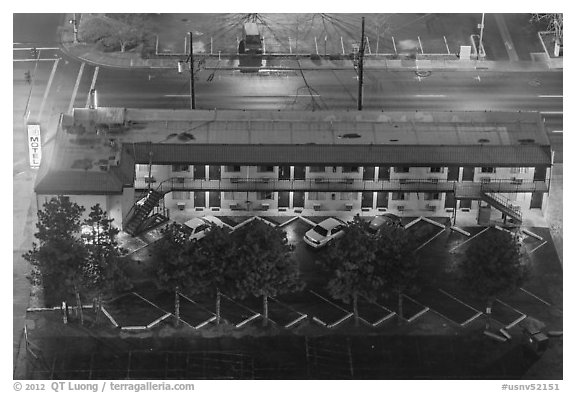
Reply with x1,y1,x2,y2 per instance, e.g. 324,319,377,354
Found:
230,220,302,326
152,222,195,326
531,14,563,55
23,197,87,317
375,224,419,325
106,14,148,52
318,217,385,326
191,226,243,325
81,204,130,324
80,14,149,52
459,229,529,330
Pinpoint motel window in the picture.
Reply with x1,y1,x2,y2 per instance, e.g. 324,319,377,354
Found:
394,166,410,173
224,191,243,200
340,192,358,200
481,167,495,173
342,166,359,173
257,166,274,173
308,192,326,201
510,167,528,174
391,192,406,201
424,193,440,200
225,166,241,172
172,164,189,172
309,166,325,173
172,191,190,200
258,191,274,200
429,167,443,173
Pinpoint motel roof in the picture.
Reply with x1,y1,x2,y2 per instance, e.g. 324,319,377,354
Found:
34,108,552,195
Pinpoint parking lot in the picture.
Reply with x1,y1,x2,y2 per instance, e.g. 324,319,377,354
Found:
149,14,480,57
24,214,562,379
96,215,562,338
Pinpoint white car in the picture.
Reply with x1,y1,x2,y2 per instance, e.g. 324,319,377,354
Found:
303,218,348,248
183,216,224,241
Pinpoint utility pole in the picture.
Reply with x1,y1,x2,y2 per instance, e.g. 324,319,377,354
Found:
357,17,365,111
478,13,485,59
69,14,79,44
189,32,196,110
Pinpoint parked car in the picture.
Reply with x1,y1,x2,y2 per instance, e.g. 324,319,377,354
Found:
183,215,224,241
367,213,403,234
303,217,348,248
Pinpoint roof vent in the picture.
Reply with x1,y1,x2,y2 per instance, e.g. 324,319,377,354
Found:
177,132,195,141
478,138,490,143
338,133,361,139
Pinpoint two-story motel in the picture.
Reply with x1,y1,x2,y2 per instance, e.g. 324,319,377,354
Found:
34,108,552,235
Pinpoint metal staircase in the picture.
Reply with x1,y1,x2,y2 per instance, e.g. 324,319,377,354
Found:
481,192,522,224
124,189,165,236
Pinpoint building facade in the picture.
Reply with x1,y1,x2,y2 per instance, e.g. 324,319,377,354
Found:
34,108,553,234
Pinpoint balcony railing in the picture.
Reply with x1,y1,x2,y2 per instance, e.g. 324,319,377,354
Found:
133,177,550,194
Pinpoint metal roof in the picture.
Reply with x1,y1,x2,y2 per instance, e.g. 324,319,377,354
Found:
128,143,551,167
34,108,552,195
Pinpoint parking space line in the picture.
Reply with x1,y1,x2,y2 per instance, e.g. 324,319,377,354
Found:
100,306,119,327
85,66,99,108
461,311,483,327
449,227,489,253
68,62,85,114
438,289,481,314
415,228,446,252
37,58,60,119
528,240,547,254
520,288,552,306
297,216,316,226
401,294,429,322
495,298,527,330
309,290,350,313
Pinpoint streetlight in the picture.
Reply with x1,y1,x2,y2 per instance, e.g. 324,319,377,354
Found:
177,32,196,110
477,13,485,59
69,14,79,44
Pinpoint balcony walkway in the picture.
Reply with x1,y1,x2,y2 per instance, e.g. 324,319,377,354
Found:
135,178,550,195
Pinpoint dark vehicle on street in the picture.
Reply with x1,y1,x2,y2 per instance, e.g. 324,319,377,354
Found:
242,22,263,54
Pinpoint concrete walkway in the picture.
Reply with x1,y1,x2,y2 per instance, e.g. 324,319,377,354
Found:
13,170,37,378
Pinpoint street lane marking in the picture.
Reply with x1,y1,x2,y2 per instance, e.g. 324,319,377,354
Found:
68,62,85,114
538,95,563,98
37,58,60,119
13,47,60,50
415,94,446,98
85,66,100,108
552,130,563,133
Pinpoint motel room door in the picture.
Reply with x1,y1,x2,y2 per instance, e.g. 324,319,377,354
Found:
208,191,221,208
278,192,290,208
293,192,305,208
362,192,374,209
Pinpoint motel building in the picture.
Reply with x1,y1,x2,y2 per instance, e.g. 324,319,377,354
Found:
33,108,553,236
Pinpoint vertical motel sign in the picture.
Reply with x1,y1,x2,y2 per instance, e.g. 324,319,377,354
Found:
27,124,42,168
